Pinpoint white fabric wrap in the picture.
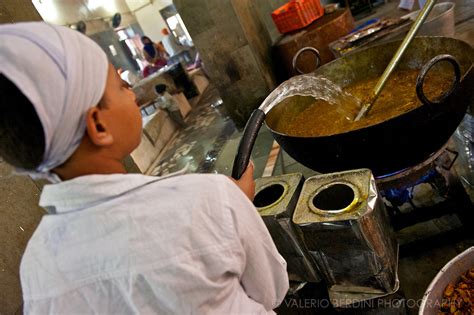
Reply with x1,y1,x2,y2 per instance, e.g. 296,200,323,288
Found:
0,22,108,182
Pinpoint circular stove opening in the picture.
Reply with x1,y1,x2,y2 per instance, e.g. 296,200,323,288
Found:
253,184,285,208
312,183,355,211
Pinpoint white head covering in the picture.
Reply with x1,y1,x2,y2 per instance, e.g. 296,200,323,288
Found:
0,22,108,182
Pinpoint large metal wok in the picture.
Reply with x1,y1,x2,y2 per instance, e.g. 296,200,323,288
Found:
232,37,474,179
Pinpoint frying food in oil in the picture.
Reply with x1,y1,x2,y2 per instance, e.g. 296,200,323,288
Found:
270,69,453,137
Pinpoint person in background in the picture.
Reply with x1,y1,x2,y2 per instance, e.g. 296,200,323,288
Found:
154,84,187,128
0,22,289,314
141,36,168,67
141,36,168,77
161,28,192,65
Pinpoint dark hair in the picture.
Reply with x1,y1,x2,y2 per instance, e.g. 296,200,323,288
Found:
154,84,167,94
141,36,152,44
0,74,45,169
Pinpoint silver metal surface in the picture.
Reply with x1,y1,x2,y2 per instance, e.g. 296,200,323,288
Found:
293,169,399,307
402,2,455,37
355,0,437,121
292,47,321,75
254,173,321,283
329,3,455,58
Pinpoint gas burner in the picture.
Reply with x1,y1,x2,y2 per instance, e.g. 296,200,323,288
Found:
373,143,472,255
376,144,458,211
376,142,450,188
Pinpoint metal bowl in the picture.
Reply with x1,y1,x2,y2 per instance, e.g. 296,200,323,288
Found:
419,247,474,315
402,2,455,37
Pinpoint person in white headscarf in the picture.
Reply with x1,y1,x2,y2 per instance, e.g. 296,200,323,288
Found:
0,22,288,314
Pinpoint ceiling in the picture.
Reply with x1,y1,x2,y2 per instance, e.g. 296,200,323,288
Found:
32,0,151,25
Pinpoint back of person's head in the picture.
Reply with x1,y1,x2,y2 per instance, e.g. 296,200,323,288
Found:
141,36,152,45
0,74,45,169
161,28,169,36
0,22,109,181
154,84,167,95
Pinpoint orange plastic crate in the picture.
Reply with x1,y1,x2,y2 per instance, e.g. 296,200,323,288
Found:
271,0,324,34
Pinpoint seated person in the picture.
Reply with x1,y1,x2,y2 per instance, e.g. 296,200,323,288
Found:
141,36,168,77
154,84,187,128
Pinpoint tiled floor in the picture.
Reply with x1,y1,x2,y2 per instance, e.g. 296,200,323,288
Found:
147,85,276,179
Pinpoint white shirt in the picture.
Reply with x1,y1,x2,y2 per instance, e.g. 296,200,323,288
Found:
155,92,180,112
20,174,289,314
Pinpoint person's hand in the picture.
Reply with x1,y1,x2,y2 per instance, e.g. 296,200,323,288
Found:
229,160,255,201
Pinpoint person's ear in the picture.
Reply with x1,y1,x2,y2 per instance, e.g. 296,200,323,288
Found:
85,107,114,146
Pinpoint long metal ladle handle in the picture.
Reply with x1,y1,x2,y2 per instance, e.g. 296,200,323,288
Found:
354,0,437,121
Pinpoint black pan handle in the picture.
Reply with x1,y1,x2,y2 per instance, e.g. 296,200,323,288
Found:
231,109,266,179
416,54,461,105
292,47,321,75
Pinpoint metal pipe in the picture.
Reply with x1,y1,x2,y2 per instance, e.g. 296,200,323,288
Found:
354,0,437,121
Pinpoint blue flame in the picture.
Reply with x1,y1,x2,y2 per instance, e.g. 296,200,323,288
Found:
380,169,438,207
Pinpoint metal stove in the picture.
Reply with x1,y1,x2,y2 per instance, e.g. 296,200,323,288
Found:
375,143,473,255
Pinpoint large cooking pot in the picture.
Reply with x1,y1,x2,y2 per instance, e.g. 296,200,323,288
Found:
232,37,474,179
